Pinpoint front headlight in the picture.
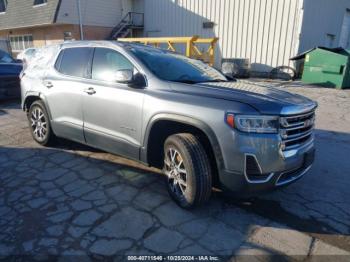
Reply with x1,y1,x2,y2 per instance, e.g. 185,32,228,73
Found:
226,114,279,133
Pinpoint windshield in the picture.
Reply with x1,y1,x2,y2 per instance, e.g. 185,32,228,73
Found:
0,50,15,63
129,46,227,84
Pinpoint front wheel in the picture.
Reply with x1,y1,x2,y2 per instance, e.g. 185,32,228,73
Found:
163,133,212,209
28,100,55,146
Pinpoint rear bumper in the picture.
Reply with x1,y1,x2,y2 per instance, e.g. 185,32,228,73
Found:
218,146,315,197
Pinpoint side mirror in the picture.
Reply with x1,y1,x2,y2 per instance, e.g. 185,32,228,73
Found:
114,69,133,84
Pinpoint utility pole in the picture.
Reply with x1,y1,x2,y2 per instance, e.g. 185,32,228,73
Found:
77,0,84,40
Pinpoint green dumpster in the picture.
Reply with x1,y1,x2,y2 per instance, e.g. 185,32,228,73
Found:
291,47,350,89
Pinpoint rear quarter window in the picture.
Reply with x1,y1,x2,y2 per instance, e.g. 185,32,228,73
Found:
55,47,94,78
25,45,60,76
54,51,64,71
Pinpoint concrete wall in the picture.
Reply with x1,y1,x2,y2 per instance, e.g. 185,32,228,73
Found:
299,0,350,52
56,0,132,28
138,0,303,71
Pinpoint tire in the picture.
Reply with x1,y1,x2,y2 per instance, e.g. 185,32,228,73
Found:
269,66,297,81
28,100,55,146
163,133,212,209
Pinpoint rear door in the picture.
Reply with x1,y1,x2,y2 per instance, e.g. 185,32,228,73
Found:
45,47,94,143
83,47,145,160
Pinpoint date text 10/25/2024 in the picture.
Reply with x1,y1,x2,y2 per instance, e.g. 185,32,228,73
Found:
127,256,220,261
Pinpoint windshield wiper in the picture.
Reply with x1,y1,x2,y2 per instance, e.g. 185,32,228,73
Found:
172,79,198,84
197,79,228,83
172,79,228,84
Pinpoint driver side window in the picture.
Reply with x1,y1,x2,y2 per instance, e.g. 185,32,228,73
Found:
92,48,134,82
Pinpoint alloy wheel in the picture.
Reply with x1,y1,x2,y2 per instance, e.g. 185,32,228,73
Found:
30,106,48,142
164,147,188,198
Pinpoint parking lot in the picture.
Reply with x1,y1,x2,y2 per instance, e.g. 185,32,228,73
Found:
0,81,350,260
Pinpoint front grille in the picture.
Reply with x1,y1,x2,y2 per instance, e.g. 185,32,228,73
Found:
280,111,315,151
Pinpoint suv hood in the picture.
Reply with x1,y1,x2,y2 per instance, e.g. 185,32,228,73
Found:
170,81,317,115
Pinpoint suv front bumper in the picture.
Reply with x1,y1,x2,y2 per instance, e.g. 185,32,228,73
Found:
219,142,315,196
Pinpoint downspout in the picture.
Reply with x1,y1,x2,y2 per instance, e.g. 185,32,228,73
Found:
295,0,305,54
77,0,84,40
290,0,305,73
53,0,62,23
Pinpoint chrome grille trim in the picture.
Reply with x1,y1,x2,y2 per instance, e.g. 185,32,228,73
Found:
280,111,315,128
283,129,313,142
282,111,315,120
284,125,313,131
280,110,315,151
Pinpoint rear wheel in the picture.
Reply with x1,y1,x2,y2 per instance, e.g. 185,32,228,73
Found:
163,133,212,209
28,100,55,146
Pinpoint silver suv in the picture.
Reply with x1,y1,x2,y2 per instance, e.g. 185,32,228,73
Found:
21,41,316,208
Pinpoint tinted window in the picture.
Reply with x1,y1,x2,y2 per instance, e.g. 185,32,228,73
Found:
57,48,93,78
54,50,64,71
92,48,134,82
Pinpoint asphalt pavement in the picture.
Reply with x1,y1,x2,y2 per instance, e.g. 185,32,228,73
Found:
0,82,349,260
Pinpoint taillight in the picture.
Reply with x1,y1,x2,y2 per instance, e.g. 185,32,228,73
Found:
225,114,235,128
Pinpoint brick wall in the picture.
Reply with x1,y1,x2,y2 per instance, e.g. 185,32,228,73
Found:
0,24,113,55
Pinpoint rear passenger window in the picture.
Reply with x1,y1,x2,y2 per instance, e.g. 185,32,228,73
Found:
56,48,94,78
92,48,134,82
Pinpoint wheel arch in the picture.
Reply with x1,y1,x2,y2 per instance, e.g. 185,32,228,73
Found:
23,92,52,120
141,114,225,187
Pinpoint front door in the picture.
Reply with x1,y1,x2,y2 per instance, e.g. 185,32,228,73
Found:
45,47,94,143
83,47,144,160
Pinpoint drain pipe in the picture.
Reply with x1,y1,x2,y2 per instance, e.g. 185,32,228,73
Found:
77,0,84,40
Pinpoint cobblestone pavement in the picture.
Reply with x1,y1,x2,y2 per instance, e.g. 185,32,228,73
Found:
0,83,350,260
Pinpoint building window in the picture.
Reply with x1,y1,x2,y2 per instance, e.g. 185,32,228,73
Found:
9,35,34,52
33,0,47,6
0,0,8,13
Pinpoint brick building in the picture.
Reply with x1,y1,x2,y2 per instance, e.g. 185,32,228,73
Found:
0,0,135,55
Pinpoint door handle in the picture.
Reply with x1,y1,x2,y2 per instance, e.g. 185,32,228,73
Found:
84,87,96,95
44,81,53,88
